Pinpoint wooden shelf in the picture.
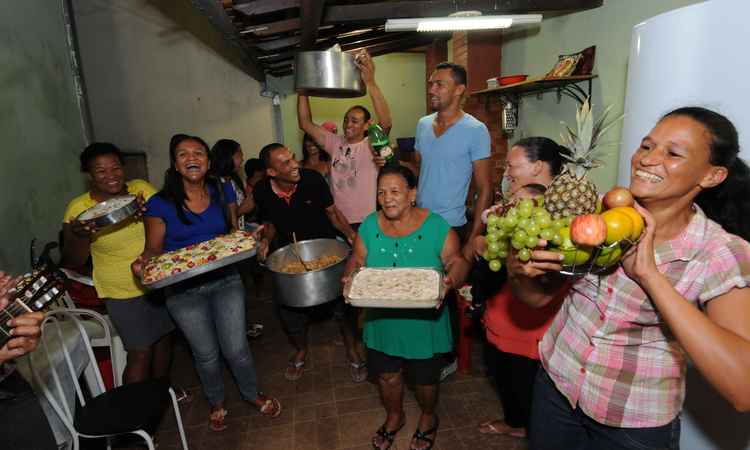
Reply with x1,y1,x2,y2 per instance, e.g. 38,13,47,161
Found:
472,74,597,105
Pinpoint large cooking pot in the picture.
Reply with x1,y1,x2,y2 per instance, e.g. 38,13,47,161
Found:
294,51,366,98
264,238,350,307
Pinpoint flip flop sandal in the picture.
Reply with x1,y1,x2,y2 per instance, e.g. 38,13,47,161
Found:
349,361,368,383
256,393,282,418
208,408,228,432
410,416,439,450
372,420,405,450
284,359,306,381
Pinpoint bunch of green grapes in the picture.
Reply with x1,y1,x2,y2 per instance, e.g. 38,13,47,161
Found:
482,197,571,272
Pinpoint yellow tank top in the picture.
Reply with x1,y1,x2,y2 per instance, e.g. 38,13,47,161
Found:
63,179,157,299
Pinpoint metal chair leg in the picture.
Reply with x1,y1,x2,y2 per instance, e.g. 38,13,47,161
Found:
169,387,190,450
131,429,156,450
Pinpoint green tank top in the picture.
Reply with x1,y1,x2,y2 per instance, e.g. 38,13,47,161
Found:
359,211,453,359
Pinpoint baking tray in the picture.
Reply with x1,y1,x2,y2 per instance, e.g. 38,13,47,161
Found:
77,195,138,229
345,267,444,309
142,246,257,290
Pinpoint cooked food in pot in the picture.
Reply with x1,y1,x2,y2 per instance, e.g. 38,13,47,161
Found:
280,255,343,273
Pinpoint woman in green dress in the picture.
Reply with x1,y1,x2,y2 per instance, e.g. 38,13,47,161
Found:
344,165,469,450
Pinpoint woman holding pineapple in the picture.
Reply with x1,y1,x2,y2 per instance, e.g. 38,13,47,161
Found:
475,137,571,439
509,107,750,450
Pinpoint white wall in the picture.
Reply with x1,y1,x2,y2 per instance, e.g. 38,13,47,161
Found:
499,0,702,191
74,0,275,183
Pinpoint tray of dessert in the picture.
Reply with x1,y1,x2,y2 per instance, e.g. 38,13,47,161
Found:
141,231,256,289
77,195,139,229
345,267,443,308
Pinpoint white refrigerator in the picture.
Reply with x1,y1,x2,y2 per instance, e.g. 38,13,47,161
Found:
618,1,750,448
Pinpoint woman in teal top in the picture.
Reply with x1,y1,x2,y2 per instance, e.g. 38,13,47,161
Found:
345,165,469,450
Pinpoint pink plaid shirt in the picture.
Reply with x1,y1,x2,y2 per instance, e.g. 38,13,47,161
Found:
540,206,750,427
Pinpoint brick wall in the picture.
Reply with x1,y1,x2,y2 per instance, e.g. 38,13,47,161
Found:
424,39,448,113
451,31,507,195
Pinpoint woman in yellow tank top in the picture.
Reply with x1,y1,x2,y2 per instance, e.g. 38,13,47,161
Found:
61,142,176,386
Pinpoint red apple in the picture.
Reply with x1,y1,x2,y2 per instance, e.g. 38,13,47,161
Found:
603,187,635,209
570,214,607,247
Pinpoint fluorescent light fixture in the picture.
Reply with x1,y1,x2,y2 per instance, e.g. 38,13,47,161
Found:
385,14,542,32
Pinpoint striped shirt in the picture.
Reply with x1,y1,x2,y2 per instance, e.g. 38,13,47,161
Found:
540,205,750,427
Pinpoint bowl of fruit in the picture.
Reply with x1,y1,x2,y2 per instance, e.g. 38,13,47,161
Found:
482,187,644,276
555,187,644,275
481,98,639,276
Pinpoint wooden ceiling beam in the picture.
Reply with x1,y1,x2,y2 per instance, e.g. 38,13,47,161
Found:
299,0,325,49
233,0,300,17
240,18,300,36
349,34,438,57
254,35,301,52
324,0,602,23
339,32,417,51
256,51,296,63
190,0,265,81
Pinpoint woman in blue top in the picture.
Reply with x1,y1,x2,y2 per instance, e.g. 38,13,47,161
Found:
132,135,280,432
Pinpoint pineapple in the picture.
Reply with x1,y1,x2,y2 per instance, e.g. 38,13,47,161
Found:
544,98,622,220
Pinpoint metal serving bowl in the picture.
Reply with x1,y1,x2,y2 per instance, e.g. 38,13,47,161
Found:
294,51,366,98
559,239,635,276
265,238,350,307
76,195,138,230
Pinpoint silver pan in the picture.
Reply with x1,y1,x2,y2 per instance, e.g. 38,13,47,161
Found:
77,195,139,229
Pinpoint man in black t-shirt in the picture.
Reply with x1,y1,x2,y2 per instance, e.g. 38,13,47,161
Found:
254,143,365,382
253,150,347,250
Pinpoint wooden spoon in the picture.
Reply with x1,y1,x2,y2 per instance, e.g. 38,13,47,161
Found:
291,232,312,272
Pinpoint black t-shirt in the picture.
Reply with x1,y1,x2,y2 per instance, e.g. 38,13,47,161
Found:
253,168,337,248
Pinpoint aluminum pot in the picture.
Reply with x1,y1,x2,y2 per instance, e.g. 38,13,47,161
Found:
264,238,350,307
294,51,366,98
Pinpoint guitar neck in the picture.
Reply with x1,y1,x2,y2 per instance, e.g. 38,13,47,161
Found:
0,272,62,347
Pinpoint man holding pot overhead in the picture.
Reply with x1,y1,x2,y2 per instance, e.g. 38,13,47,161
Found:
297,49,392,230
253,143,367,382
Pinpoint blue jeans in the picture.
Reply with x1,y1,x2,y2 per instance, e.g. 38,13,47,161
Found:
166,272,258,407
529,369,681,450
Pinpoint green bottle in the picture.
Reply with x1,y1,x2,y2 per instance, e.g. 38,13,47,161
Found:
367,124,395,163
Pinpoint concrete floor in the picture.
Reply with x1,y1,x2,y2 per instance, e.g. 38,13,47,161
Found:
140,278,528,450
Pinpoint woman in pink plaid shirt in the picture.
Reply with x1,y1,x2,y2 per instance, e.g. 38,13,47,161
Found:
508,107,750,450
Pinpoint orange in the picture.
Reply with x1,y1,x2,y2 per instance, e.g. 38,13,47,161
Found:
609,206,644,241
600,210,633,244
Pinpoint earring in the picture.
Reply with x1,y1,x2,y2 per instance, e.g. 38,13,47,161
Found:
411,200,416,207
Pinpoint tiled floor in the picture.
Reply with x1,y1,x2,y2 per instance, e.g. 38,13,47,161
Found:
145,279,527,450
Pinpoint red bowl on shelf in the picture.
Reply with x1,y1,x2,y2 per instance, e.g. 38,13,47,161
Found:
498,74,528,86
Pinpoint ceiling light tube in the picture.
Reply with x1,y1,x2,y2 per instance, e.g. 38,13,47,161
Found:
385,14,542,32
